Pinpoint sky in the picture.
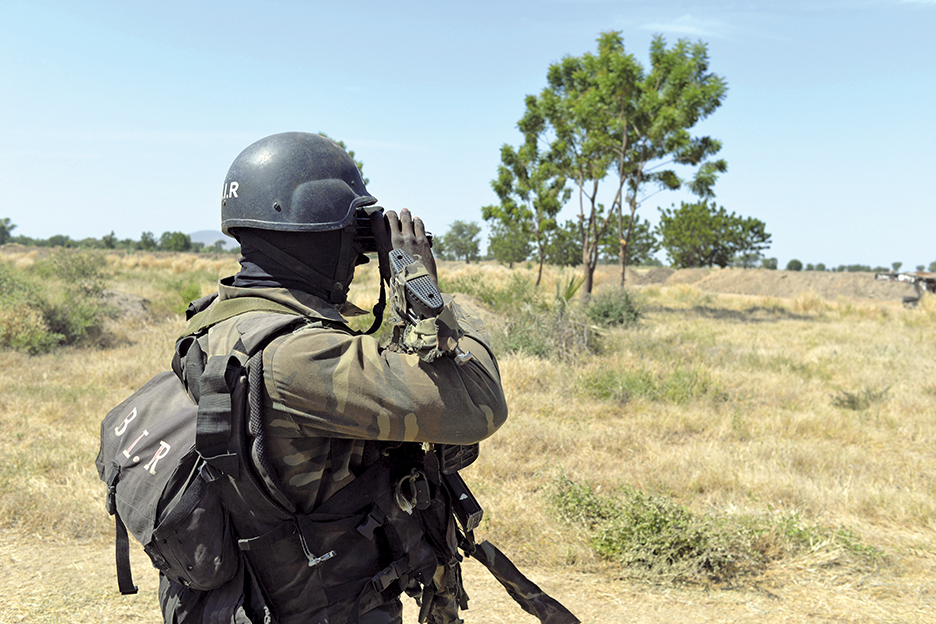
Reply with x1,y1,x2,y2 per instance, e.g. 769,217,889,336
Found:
1,0,934,269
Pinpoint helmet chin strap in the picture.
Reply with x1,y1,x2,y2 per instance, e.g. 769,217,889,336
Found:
362,271,387,336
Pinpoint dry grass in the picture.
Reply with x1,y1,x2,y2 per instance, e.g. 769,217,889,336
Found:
2,256,936,622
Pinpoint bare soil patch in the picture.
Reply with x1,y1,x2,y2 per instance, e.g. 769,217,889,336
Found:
2,531,934,623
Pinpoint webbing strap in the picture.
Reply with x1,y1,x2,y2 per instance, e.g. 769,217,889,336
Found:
184,297,303,337
114,514,138,595
196,355,240,477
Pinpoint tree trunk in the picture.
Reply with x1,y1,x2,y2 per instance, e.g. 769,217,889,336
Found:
536,249,545,287
617,204,626,287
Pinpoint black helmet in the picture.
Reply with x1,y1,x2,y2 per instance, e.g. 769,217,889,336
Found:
222,132,378,305
221,132,376,234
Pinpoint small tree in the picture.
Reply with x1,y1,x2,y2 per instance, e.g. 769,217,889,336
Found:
439,221,481,263
138,231,158,251
159,231,192,252
531,32,727,296
487,221,531,269
598,215,659,266
762,257,778,270
892,261,902,273
656,200,770,268
786,259,803,271
0,218,16,245
544,220,583,267
484,115,569,285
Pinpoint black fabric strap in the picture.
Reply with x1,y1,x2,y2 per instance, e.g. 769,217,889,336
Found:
115,514,138,595
196,355,240,477
156,462,215,535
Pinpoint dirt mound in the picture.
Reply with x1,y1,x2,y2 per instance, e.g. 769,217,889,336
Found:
102,289,150,319
651,268,916,302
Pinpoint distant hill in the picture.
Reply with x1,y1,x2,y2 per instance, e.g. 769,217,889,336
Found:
189,230,237,251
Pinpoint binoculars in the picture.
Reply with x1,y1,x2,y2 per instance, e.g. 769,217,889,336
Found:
354,206,432,254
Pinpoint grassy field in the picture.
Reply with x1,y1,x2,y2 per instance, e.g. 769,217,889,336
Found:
1,249,934,623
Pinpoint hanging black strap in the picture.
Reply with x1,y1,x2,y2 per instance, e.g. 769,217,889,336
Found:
114,514,138,595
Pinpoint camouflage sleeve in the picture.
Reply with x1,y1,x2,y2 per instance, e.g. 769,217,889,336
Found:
261,297,507,445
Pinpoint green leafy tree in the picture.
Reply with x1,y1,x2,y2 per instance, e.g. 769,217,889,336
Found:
544,220,583,267
656,200,771,268
487,221,531,268
0,218,16,245
483,116,570,285
439,221,481,263
159,231,192,252
317,132,368,186
762,257,778,270
529,32,727,295
786,259,803,271
892,261,902,272
730,251,763,269
47,234,75,248
138,231,158,251
101,231,117,249
598,214,659,266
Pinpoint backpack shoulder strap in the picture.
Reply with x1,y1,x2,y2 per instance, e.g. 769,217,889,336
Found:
184,296,304,337
192,311,313,478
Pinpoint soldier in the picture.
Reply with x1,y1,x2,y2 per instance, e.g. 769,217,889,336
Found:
160,132,508,623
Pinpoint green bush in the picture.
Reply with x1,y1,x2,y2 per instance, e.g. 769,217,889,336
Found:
586,288,641,327
831,386,890,411
550,476,758,582
549,476,882,583
578,364,719,404
0,251,112,353
442,272,599,360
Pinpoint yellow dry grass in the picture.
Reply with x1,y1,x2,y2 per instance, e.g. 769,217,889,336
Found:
1,255,935,622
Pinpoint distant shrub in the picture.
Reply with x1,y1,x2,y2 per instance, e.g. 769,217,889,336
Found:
550,476,761,582
441,272,598,360
831,386,889,411
549,476,883,583
0,251,112,353
586,288,641,328
786,259,803,271
578,364,719,404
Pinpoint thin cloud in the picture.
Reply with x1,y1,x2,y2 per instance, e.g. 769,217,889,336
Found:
641,14,729,39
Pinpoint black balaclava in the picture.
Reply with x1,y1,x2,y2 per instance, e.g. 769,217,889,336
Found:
231,228,359,304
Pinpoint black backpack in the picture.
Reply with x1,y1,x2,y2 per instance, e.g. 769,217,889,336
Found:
95,296,306,595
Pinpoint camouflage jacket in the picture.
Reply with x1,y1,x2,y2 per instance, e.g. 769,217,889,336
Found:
204,278,508,514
